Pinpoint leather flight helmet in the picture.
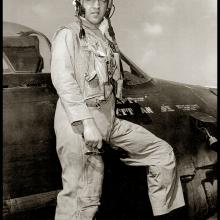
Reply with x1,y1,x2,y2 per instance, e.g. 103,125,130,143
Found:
75,0,113,18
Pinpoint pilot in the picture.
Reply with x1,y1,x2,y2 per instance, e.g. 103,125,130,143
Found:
51,0,185,219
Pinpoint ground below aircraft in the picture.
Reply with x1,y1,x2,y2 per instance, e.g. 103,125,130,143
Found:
3,22,217,220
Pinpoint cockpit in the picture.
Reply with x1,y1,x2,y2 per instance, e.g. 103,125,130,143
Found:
3,21,51,74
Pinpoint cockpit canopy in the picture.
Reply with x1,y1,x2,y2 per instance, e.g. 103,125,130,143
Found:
3,22,51,74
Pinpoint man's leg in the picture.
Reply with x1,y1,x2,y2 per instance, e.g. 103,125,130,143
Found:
55,122,104,220
109,118,185,216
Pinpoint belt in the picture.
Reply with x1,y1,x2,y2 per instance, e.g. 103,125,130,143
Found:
85,94,113,109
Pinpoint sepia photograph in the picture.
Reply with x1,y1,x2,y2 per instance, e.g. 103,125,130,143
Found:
3,0,217,220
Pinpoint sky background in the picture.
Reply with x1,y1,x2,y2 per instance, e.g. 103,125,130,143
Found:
3,0,217,87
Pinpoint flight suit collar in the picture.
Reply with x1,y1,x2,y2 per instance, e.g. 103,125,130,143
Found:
80,16,101,30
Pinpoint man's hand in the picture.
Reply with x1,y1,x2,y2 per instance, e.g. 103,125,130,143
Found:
82,118,102,150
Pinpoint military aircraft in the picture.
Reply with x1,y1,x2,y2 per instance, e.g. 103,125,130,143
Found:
3,21,217,220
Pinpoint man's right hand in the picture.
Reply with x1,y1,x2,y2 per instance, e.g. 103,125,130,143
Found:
82,118,102,150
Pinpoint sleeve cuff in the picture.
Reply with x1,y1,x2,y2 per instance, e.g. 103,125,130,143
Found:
63,102,93,125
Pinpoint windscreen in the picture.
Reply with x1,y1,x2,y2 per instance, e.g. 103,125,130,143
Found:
3,36,43,73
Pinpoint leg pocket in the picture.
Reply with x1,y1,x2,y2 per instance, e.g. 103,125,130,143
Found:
82,155,104,199
85,156,104,185
84,74,103,99
148,165,172,189
160,150,177,188
148,166,161,186
77,196,100,219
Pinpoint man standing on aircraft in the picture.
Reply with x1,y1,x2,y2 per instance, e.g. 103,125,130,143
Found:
51,0,185,219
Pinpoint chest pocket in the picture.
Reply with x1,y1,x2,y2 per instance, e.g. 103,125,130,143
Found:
80,41,110,100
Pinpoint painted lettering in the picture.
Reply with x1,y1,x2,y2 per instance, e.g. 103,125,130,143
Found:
141,107,154,114
161,105,175,112
175,104,200,111
127,97,145,102
116,108,134,116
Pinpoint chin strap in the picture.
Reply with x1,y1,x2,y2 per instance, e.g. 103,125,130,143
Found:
107,17,119,53
79,18,86,39
73,0,86,39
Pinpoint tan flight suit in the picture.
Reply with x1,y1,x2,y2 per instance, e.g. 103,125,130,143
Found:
51,17,185,220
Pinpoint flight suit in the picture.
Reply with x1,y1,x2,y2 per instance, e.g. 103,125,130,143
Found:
51,18,185,220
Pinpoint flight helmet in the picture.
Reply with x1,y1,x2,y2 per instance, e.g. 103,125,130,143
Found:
73,0,115,39
74,0,113,18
